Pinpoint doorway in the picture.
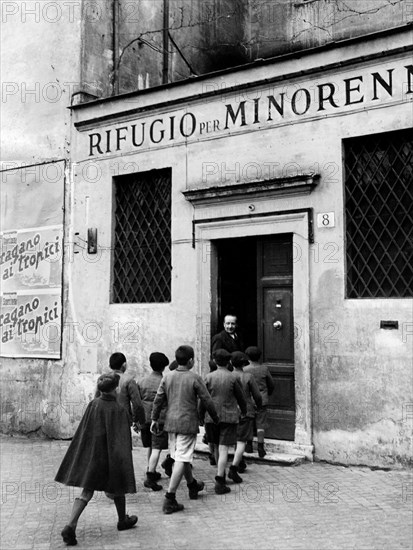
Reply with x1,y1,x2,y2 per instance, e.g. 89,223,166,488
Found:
215,234,296,441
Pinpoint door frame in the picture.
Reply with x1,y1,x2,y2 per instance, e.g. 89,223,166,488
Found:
195,212,313,458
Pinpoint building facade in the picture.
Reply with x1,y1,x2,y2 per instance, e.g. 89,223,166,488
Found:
1,1,412,467
69,24,413,466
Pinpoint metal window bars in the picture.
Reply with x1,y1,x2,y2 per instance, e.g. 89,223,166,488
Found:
344,129,413,298
113,168,172,303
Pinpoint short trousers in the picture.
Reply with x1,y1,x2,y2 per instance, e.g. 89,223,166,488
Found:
255,406,268,431
141,423,168,450
168,433,197,463
205,422,238,446
237,416,254,442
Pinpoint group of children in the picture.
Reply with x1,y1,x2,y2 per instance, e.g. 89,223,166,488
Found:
55,344,274,545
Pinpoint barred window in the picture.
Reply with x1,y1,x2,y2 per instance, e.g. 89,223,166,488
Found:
344,129,413,298
112,168,171,303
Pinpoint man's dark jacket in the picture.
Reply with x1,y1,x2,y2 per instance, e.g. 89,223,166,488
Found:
211,330,244,354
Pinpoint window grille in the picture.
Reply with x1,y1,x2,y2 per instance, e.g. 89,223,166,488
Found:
344,129,413,298
112,168,171,303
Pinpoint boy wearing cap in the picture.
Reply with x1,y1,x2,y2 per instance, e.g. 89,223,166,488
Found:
244,346,275,457
151,345,219,514
201,348,247,494
96,352,146,431
55,373,137,546
229,351,262,482
137,352,170,491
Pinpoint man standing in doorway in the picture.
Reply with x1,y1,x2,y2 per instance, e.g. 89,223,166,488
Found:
211,314,244,355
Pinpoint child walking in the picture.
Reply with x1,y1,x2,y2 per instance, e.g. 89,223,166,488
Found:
229,351,262,482
151,345,219,514
96,352,146,430
137,351,170,491
55,373,138,546
201,348,247,494
244,346,275,457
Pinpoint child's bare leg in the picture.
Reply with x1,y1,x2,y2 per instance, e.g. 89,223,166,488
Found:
232,441,246,466
217,444,229,477
148,448,162,472
214,444,219,464
146,447,152,468
182,462,194,484
167,461,185,493
257,429,266,457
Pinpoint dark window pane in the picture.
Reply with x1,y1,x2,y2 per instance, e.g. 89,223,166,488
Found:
344,129,413,298
113,168,171,303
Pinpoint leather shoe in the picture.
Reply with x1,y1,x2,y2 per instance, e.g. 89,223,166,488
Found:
162,497,184,514
61,525,77,546
117,514,138,531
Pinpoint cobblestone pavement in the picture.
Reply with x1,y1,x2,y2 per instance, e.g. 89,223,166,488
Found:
0,435,412,550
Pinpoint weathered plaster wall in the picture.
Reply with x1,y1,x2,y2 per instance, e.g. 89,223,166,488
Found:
68,29,412,466
80,0,407,96
249,0,407,57
1,1,82,163
0,1,83,438
1,1,411,469
80,1,113,98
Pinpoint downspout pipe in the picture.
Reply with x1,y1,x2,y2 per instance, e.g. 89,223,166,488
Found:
163,0,170,84
112,0,120,95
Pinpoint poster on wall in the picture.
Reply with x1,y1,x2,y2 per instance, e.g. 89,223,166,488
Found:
0,161,64,358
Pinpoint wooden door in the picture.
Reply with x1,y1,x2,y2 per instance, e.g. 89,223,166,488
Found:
258,235,295,441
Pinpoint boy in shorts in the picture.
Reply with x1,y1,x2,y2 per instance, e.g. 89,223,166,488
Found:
201,349,247,494
138,352,170,491
244,346,275,457
228,351,262,482
151,345,219,514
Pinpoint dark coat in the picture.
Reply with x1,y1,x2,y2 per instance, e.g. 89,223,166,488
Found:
95,370,146,426
55,394,136,495
211,330,244,354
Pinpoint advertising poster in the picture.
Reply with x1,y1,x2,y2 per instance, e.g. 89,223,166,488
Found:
0,161,64,358
1,290,62,358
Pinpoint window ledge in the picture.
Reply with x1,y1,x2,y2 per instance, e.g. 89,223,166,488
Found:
182,173,320,206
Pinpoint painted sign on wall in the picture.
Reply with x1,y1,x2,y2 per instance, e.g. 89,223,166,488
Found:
84,59,413,157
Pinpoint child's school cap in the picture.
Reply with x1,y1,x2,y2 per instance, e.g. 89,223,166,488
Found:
97,373,119,393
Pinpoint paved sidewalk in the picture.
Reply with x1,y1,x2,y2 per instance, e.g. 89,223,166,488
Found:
0,435,412,550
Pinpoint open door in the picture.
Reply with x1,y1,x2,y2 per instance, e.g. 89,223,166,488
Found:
215,234,295,441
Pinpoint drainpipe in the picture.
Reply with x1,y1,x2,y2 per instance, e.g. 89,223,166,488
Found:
162,0,169,84
112,0,119,95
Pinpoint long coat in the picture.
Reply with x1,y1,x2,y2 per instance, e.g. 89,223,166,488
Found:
55,394,136,495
